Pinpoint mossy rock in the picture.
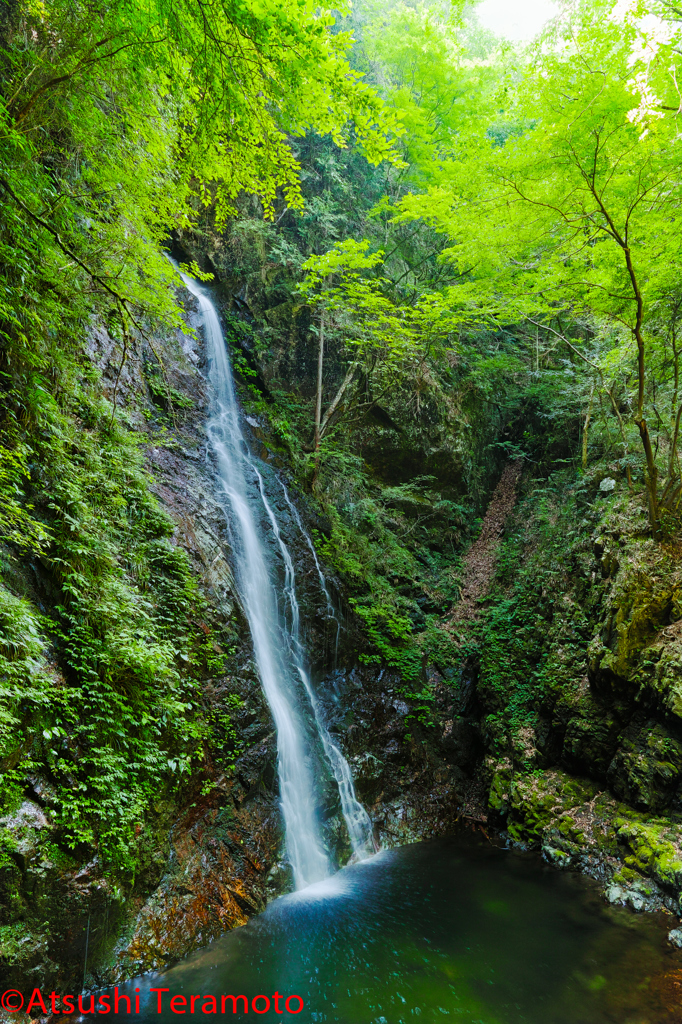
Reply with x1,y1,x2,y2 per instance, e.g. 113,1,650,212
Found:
616,819,682,893
487,759,513,817
597,571,672,682
607,723,682,811
651,639,682,720
506,770,599,842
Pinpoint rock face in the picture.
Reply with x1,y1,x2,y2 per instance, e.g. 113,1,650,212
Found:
0,275,469,992
474,478,682,921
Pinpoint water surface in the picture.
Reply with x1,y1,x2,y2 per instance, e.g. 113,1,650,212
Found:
111,833,682,1023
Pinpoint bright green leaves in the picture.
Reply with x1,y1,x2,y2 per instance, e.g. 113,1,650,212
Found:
1,0,400,363
368,0,682,529
391,0,682,333
297,238,464,444
300,238,385,290
0,443,50,552
300,238,465,354
361,0,495,187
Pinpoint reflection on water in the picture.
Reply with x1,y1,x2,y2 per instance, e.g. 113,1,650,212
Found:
110,833,682,1023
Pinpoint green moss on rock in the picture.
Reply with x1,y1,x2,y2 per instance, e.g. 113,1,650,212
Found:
615,819,682,892
505,770,599,842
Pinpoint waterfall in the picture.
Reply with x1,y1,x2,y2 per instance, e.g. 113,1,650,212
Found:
175,267,374,887
260,477,375,862
279,481,342,659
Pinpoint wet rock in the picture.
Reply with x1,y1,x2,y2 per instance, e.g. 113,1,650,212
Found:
606,883,627,904
627,891,646,912
264,860,294,898
115,791,277,979
668,926,682,948
0,799,52,871
351,752,384,785
605,881,658,912
542,845,573,869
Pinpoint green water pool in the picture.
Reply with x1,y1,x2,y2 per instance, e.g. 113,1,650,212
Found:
109,833,682,1023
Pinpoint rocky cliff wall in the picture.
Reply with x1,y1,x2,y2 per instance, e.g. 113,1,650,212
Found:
0,277,468,994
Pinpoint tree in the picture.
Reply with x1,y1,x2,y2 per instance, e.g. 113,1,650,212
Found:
299,238,464,484
0,0,401,368
390,0,682,532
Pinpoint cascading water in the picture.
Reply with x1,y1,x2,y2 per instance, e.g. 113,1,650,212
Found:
176,266,374,886
279,481,342,660
258,476,375,862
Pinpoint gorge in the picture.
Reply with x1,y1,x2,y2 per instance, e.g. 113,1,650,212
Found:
5,0,682,1020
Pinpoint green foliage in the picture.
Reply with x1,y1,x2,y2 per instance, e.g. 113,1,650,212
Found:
209,694,244,770
0,440,50,551
360,0,494,188
384,0,682,529
0,922,37,966
0,0,400,504
474,476,603,759
0,357,241,870
316,459,466,706
300,238,385,289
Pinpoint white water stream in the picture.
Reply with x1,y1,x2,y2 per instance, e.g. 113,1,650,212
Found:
279,481,342,660
176,267,374,887
262,479,375,862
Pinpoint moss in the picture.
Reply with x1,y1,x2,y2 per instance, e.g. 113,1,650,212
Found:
508,782,559,840
0,923,44,965
488,761,513,815
313,476,469,716
612,865,639,883
615,820,682,892
598,581,672,681
505,770,599,843
474,479,600,755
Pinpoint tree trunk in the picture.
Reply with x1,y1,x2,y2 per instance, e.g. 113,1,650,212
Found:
319,362,358,439
638,417,660,530
582,383,594,470
311,307,324,491
584,181,657,531
314,307,324,449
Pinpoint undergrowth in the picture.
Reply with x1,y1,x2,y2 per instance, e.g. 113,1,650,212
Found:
0,315,239,874
475,472,610,762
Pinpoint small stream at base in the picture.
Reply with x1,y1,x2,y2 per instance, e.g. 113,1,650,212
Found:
110,833,682,1024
